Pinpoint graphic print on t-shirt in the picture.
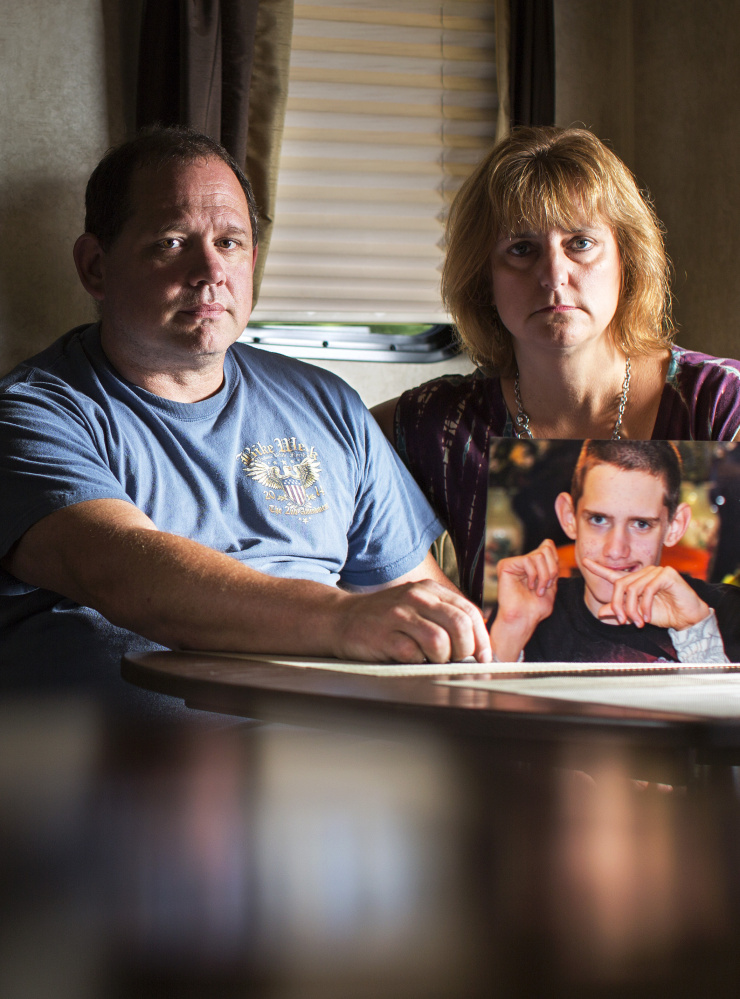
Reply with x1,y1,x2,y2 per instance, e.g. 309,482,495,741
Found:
239,435,327,520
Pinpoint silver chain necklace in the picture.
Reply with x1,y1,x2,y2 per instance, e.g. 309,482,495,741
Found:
513,356,631,440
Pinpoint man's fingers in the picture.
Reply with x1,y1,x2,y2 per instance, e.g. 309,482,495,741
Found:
336,580,492,664
628,567,668,625
538,541,560,590
520,553,546,592
582,557,622,583
529,540,559,593
398,582,491,663
502,539,560,595
595,566,668,627
596,607,620,624
623,576,646,627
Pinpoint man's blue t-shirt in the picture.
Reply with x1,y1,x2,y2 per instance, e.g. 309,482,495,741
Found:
0,324,443,709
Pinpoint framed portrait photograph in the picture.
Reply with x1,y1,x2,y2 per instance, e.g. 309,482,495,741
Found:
483,440,740,664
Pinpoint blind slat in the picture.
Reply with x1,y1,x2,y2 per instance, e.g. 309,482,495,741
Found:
286,97,495,121
268,239,443,257
292,37,492,61
282,127,493,148
297,5,493,32
289,67,496,91
279,157,477,177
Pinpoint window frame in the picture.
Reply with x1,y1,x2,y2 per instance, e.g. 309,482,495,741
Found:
241,322,461,363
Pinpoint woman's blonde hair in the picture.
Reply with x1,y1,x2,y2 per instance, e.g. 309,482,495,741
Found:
441,126,674,373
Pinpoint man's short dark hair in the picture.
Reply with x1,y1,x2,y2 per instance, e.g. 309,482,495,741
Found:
570,440,683,520
84,126,259,250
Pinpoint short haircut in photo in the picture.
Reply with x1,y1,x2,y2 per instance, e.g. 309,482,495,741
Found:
570,440,683,519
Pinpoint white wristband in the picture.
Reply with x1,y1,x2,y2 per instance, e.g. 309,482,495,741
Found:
668,608,729,664
491,650,525,664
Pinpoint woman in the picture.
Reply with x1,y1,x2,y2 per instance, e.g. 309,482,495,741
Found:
372,126,740,605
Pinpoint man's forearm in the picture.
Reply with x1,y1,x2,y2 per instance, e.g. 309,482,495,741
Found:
74,527,355,655
89,535,489,663
5,511,340,653
3,500,490,664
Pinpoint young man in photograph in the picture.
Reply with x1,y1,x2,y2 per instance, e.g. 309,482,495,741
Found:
490,440,740,663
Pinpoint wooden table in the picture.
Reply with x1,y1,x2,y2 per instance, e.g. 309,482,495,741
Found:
122,652,740,784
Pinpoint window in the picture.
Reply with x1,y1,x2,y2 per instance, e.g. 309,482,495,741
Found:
247,0,498,349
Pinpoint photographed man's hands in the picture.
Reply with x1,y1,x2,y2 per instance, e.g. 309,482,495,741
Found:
583,559,711,631
489,539,560,661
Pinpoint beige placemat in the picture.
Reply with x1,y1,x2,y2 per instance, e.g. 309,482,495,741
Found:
438,670,740,719
187,650,500,677
188,653,740,680
442,660,740,677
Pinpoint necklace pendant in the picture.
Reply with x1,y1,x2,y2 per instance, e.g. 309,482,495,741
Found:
514,415,532,440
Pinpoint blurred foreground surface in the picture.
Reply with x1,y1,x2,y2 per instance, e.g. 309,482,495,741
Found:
2,694,740,998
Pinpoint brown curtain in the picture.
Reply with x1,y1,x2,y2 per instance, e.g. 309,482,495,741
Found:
494,0,511,142
509,0,555,129
136,0,294,299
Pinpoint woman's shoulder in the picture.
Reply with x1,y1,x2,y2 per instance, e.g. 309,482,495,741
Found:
668,344,740,378
655,344,740,440
397,369,503,423
393,369,509,476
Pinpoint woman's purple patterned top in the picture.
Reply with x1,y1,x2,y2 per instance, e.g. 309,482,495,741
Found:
394,346,740,604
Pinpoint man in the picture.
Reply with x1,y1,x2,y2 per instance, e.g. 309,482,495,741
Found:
0,127,490,708
489,440,740,663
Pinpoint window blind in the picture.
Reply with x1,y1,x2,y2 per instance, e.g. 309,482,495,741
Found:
250,0,498,325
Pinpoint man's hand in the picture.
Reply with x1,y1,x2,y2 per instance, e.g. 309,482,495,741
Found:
489,540,560,661
583,559,711,630
331,579,492,664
